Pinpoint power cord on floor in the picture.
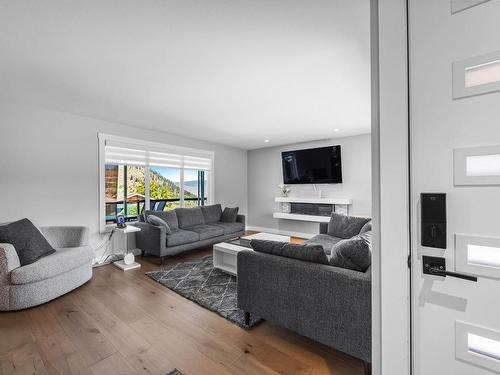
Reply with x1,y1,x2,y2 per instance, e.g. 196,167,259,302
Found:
92,228,118,267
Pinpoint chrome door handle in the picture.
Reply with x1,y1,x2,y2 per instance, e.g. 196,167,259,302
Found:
422,256,477,282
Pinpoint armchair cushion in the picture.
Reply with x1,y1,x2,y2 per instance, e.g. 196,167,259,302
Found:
39,226,89,248
0,219,55,266
251,240,329,265
10,245,94,285
327,213,370,239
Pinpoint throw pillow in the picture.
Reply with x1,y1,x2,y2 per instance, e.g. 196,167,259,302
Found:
147,215,172,234
143,210,179,230
0,218,56,266
221,207,239,223
327,212,371,239
359,220,372,234
201,204,222,223
251,239,329,265
329,233,372,272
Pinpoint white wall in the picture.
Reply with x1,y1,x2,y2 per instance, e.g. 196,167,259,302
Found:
0,101,248,258
247,134,371,237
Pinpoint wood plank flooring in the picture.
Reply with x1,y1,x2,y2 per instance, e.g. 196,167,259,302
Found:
0,234,365,375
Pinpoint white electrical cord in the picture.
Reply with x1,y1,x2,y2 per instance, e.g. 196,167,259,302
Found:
93,228,117,266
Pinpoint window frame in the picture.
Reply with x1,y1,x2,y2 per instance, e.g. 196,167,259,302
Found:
98,133,215,233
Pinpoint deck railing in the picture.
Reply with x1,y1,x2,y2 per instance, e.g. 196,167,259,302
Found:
105,197,207,223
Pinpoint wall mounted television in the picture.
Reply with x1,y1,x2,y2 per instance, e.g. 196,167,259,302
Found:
281,145,342,184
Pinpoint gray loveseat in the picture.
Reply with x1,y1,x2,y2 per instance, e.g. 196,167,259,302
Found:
237,214,372,373
0,226,94,311
135,204,245,258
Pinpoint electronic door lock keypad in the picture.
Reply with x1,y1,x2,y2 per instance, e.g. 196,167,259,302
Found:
421,193,447,249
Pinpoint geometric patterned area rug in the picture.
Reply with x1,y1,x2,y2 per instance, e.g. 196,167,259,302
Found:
145,255,263,329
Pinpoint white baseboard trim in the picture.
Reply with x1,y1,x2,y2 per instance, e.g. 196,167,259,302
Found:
246,226,314,240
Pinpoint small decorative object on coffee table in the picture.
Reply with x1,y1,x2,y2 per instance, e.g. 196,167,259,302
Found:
213,232,290,275
113,225,141,271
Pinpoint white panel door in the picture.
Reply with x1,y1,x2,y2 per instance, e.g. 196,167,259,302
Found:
410,0,500,374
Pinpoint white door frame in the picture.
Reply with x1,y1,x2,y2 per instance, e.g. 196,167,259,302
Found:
371,0,411,374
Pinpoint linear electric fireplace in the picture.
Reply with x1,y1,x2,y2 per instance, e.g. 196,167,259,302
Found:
290,203,334,217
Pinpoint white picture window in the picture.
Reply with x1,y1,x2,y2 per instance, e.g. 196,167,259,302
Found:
99,134,214,232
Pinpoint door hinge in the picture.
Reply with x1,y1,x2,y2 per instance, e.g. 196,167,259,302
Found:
407,255,411,268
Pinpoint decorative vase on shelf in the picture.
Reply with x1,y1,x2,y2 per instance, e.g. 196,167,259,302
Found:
278,183,291,198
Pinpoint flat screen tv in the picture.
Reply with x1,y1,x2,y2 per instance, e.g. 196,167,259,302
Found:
281,145,342,184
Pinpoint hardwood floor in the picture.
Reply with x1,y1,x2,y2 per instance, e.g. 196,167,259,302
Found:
0,235,365,375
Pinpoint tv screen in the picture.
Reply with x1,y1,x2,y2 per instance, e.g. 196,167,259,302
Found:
281,145,342,184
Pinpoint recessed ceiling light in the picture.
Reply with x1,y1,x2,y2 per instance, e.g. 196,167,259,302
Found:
264,139,270,143
334,128,340,132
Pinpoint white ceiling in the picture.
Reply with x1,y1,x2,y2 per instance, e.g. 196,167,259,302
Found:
0,0,371,150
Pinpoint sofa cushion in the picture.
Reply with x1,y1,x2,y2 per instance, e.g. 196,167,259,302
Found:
10,245,94,285
221,207,239,223
144,210,178,230
146,215,172,234
329,232,372,272
304,234,343,256
0,219,56,266
183,224,224,240
251,240,329,265
165,229,199,247
359,220,372,234
175,207,205,228
212,222,245,235
201,204,222,223
327,213,371,239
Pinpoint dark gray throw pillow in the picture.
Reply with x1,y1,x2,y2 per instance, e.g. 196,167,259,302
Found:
329,232,372,272
221,207,239,223
251,239,329,265
201,204,222,223
147,215,172,234
327,212,371,239
0,218,56,266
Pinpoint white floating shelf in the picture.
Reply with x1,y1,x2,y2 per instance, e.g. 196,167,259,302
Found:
274,197,352,205
273,212,331,223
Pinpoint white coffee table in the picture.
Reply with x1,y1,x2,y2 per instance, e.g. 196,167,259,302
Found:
213,232,290,275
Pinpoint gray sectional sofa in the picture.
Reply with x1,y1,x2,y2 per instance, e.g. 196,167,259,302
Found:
237,213,372,373
0,226,94,311
135,204,245,258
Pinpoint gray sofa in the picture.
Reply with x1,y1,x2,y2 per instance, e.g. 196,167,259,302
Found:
135,204,245,258
237,215,372,373
0,226,94,311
